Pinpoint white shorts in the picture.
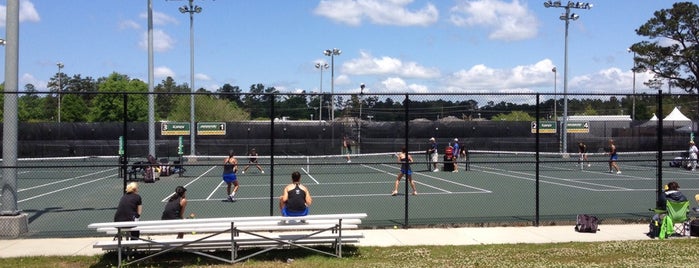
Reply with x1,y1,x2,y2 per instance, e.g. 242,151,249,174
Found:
431,153,438,162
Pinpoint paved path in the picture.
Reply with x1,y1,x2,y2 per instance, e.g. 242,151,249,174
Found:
0,224,657,258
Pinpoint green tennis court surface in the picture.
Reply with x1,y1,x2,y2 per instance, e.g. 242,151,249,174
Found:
7,150,697,237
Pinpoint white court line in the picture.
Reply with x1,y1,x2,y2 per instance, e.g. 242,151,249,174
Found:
18,168,118,192
502,168,632,190
300,168,320,184
185,190,489,202
162,166,218,202
360,164,452,193
473,165,633,191
379,164,493,193
18,174,114,203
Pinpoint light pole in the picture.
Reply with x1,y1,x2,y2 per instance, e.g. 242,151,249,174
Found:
323,48,341,121
56,62,64,123
178,0,202,155
552,66,560,153
628,48,636,120
358,83,365,150
315,62,328,122
544,0,592,154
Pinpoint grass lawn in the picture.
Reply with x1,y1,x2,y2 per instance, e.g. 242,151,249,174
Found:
1,239,696,267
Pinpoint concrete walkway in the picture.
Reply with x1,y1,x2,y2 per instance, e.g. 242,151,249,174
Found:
0,224,656,258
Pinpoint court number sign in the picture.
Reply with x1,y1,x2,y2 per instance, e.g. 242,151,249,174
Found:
197,122,226,136
531,121,589,134
531,121,556,134
161,122,191,136
566,121,590,133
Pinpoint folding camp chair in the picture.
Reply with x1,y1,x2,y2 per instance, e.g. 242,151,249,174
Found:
652,200,690,238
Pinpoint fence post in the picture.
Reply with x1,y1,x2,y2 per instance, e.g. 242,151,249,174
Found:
403,94,410,228
655,90,663,209
534,93,541,226
269,93,275,216
122,93,128,194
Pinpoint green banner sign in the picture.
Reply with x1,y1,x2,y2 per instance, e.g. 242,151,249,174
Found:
197,122,226,136
531,121,556,134
161,122,191,136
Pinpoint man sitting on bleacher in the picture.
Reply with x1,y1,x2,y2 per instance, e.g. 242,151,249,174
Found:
279,171,313,216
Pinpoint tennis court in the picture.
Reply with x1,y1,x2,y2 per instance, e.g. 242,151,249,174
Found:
8,149,697,238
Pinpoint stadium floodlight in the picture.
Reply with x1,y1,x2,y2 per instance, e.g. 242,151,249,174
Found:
544,1,592,154
57,62,64,123
178,0,204,155
315,62,329,122
323,48,341,121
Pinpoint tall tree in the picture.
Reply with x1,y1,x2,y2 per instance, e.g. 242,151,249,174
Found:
631,2,699,93
89,73,148,122
154,76,188,120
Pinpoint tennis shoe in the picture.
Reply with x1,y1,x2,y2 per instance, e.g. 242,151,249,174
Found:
241,170,245,174
616,171,621,174
433,169,439,172
347,160,352,163
587,164,591,167
261,170,265,174
227,196,233,202
391,191,398,196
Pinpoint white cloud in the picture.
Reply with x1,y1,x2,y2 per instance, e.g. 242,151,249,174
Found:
21,73,46,91
445,59,554,90
195,73,211,81
0,0,41,27
139,29,175,52
140,11,178,26
380,77,429,93
343,51,440,78
154,66,175,80
119,20,140,30
449,0,538,41
314,0,438,26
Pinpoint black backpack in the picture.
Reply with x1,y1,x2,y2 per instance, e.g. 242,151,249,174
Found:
575,214,599,233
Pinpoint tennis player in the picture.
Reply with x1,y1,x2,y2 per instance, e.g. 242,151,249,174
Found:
242,148,264,174
578,142,590,168
392,146,418,196
608,139,621,174
222,150,239,202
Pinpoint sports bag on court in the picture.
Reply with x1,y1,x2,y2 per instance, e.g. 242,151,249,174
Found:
575,214,599,233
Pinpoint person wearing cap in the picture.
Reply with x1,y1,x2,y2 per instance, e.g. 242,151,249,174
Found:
113,182,142,240
161,186,188,239
688,141,698,171
428,137,439,172
452,138,460,172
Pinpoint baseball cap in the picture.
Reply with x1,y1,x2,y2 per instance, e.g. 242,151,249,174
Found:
454,138,458,142
429,137,435,141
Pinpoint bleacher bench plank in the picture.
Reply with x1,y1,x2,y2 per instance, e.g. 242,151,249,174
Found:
88,213,367,267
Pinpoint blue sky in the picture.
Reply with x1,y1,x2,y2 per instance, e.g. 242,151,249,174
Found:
0,0,680,98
